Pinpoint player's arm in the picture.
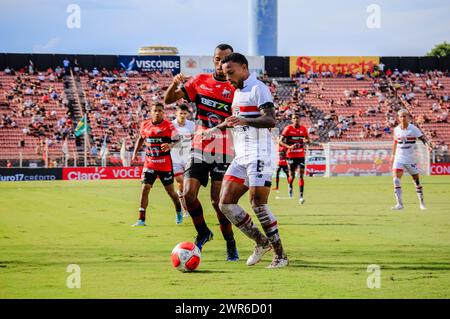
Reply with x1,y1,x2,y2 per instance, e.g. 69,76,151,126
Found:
279,136,293,149
391,139,397,164
132,135,145,162
161,128,182,152
161,135,181,152
279,128,294,149
226,103,276,128
418,135,433,152
305,131,311,145
163,74,191,104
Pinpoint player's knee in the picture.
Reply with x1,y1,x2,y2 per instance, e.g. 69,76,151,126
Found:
250,194,266,207
142,184,151,193
183,190,196,206
218,203,232,217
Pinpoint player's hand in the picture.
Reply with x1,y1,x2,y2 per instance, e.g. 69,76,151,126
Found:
131,154,138,163
200,128,218,140
172,73,191,86
225,116,246,127
160,143,171,152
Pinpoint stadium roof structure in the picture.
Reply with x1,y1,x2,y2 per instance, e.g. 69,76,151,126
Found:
138,46,179,56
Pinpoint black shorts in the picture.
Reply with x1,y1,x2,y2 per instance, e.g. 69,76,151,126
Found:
277,165,289,174
141,168,174,186
184,157,230,187
287,157,305,171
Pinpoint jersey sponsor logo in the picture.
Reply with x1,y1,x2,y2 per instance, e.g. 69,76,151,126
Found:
207,113,221,128
146,137,163,143
199,97,230,112
199,84,213,92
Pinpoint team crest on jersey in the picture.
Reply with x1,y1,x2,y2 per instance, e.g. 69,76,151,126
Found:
222,88,232,99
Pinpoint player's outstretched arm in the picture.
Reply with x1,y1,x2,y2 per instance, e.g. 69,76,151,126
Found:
164,74,190,105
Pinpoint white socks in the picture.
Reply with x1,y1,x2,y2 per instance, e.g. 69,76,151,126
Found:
219,203,269,247
393,177,403,206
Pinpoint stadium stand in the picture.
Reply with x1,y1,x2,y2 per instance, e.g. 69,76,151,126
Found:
0,68,78,165
1,65,449,166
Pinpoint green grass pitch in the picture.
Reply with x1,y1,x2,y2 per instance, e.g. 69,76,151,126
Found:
1,176,449,298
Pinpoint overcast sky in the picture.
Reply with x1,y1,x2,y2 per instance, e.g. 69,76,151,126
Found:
1,0,449,56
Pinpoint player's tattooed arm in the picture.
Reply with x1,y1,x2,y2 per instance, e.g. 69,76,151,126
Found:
164,74,190,104
226,103,276,128
132,136,145,161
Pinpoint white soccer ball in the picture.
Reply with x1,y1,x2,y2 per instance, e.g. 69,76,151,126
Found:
171,242,201,272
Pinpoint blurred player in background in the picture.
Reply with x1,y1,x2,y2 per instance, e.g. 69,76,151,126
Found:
280,114,310,204
208,53,288,268
391,109,432,210
273,140,289,191
164,44,239,261
171,104,195,217
131,102,183,226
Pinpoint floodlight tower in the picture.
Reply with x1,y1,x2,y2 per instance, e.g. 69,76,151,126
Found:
249,0,278,56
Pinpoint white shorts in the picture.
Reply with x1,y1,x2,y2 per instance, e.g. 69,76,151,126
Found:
224,159,274,188
173,161,188,177
393,162,419,175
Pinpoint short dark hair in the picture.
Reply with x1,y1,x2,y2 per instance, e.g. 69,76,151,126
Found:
151,102,164,110
221,53,248,67
177,103,189,112
215,43,234,52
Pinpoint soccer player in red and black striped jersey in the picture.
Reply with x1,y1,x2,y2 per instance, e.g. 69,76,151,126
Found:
164,44,238,260
273,142,289,191
280,113,310,204
131,102,183,226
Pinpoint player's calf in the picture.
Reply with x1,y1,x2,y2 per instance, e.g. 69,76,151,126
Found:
166,185,183,224
219,203,269,248
252,204,287,264
392,176,403,208
413,177,426,209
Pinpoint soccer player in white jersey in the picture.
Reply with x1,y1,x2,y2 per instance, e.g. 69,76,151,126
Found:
202,53,288,268
171,104,195,217
391,109,432,210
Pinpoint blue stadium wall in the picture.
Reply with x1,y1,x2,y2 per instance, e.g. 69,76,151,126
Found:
0,53,449,77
